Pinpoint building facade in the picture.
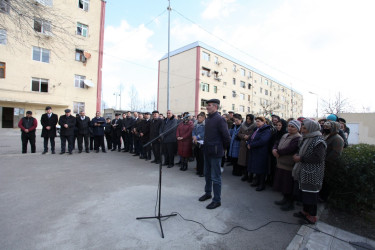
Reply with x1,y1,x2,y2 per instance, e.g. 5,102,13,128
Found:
0,0,105,128
158,41,303,118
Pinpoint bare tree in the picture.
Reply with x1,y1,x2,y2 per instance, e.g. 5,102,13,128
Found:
1,0,86,54
129,85,140,111
258,100,280,117
321,92,353,115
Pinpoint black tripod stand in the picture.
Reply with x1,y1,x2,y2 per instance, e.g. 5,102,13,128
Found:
136,119,181,238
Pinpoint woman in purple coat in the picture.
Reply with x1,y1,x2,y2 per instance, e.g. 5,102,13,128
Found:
247,117,272,191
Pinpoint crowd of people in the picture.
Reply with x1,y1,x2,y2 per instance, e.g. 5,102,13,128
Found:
18,103,350,222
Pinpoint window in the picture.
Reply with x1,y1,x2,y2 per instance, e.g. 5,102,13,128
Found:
232,91,236,97
248,83,251,89
233,64,236,72
202,51,210,61
223,96,226,99
78,0,89,11
248,71,251,78
239,105,245,112
201,67,210,77
265,79,269,86
247,107,250,112
214,56,218,64
32,78,48,92
0,62,5,78
232,104,235,110
223,81,227,86
0,29,6,45
33,46,50,63
201,83,209,92
232,78,236,85
265,89,268,95
35,0,53,6
34,19,51,34
77,23,88,37
270,91,272,97
224,68,227,72
73,102,85,113
240,93,245,100
248,95,251,101
75,49,86,62
0,0,10,13
75,75,85,88
240,81,245,88
240,68,245,76
213,86,217,93
260,87,263,93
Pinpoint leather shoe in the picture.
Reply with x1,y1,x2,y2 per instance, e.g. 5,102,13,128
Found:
42,151,47,154
51,151,55,154
111,148,116,151
206,201,221,209
256,186,265,191
78,150,82,153
59,152,65,155
151,160,157,163
86,150,89,153
167,165,174,168
198,194,212,202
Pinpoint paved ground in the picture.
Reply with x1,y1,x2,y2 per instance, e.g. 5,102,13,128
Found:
1,129,374,250
1,129,301,249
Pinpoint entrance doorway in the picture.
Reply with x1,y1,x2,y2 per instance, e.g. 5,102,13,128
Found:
2,107,14,128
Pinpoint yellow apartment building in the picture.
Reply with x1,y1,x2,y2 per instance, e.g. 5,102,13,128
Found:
158,41,303,119
0,0,105,128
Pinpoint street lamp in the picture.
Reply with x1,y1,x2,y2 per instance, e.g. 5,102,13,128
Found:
308,91,319,118
113,92,120,110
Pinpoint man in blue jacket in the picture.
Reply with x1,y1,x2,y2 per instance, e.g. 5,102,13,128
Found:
199,99,231,209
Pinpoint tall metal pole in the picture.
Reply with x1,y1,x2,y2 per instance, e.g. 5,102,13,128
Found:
309,91,319,118
167,0,171,110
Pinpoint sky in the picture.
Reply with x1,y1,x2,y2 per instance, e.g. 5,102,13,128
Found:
102,0,375,116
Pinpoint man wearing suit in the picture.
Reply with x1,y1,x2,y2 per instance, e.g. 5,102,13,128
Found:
122,111,135,152
58,109,77,155
150,110,163,164
111,113,122,151
41,106,58,154
76,110,91,153
132,113,143,156
91,111,106,153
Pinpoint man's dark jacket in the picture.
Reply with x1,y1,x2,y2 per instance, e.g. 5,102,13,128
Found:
76,116,91,135
40,113,58,137
204,111,231,157
58,115,77,136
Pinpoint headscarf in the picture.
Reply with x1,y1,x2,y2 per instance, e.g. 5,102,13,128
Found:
275,119,288,141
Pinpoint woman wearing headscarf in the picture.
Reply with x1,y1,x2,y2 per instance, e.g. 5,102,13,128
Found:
192,112,206,177
247,117,272,191
319,120,344,201
237,114,256,182
228,114,243,176
292,119,327,224
176,113,194,171
273,120,302,211
268,119,288,186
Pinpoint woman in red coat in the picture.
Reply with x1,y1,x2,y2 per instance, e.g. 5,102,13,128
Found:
176,114,194,171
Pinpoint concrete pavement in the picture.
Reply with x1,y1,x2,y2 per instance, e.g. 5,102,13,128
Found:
1,128,374,250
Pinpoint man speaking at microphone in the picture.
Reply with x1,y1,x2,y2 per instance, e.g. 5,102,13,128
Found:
198,99,230,209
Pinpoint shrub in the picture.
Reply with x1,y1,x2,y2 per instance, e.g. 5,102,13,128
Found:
325,143,375,212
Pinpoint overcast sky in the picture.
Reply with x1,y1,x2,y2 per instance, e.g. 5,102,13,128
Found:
102,0,375,116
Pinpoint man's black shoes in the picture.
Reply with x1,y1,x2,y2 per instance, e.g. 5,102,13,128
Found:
206,201,221,209
198,194,212,202
42,151,47,154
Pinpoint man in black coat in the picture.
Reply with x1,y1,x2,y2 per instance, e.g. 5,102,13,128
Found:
111,113,122,151
91,111,106,153
40,106,58,154
139,112,151,160
132,113,143,156
150,110,163,164
122,111,135,152
104,117,113,150
58,109,77,154
160,110,178,168
76,110,91,153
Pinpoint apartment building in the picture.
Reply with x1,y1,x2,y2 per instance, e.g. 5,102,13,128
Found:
158,41,303,118
0,0,105,128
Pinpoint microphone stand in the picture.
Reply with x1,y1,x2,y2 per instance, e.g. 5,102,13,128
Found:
136,115,188,238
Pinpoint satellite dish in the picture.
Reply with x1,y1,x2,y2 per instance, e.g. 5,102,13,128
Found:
84,79,94,87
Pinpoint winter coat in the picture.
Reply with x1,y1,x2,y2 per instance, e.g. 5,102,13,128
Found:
192,120,205,141
111,118,123,137
228,124,241,159
76,116,91,135
40,113,58,137
150,118,163,141
273,133,301,171
138,119,151,143
91,117,105,136
160,115,178,143
58,115,77,136
204,111,231,158
247,124,272,174
237,121,256,166
176,120,194,158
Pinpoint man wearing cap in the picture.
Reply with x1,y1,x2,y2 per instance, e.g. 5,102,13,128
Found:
58,109,76,154
132,113,143,156
111,113,123,151
198,99,231,209
122,111,135,153
160,110,178,168
76,110,91,153
150,110,163,164
41,106,58,154
91,111,106,153
18,111,38,153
